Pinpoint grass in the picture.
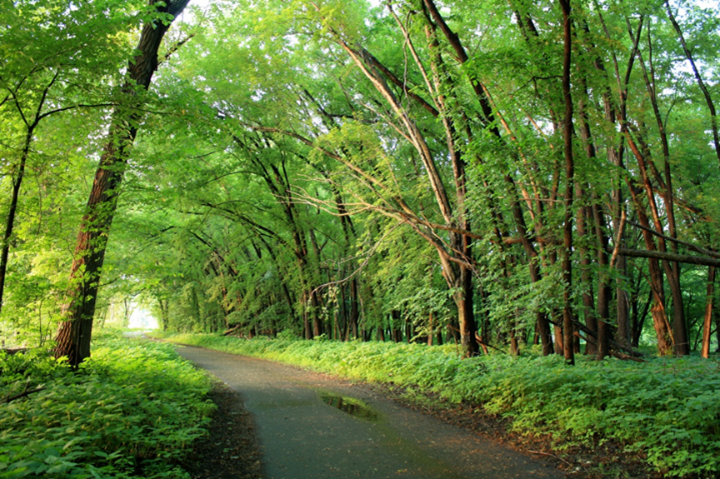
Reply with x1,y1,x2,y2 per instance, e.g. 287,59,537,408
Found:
155,331,720,478
0,330,214,478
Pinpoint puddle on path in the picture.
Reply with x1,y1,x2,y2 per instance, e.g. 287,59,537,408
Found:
316,390,467,478
319,392,379,421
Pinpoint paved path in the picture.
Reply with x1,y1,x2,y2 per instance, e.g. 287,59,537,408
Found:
176,345,565,479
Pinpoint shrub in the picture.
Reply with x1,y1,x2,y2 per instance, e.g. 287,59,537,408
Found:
0,330,213,478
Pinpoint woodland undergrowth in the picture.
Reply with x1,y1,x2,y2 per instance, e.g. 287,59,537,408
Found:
0,331,213,478
158,332,720,478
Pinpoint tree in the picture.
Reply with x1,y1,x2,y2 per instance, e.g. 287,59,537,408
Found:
0,0,714,361
54,0,191,366
0,0,146,312
121,0,720,359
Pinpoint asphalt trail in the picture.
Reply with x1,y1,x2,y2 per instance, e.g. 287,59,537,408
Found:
176,345,565,479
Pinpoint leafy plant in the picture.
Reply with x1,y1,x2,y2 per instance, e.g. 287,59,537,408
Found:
0,330,213,478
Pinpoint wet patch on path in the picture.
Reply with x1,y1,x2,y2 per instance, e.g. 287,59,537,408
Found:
319,392,379,421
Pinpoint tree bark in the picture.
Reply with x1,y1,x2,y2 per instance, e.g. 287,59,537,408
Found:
701,266,715,358
54,0,191,366
559,0,575,365
427,311,434,346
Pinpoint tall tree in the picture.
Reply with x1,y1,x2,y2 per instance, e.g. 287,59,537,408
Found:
0,0,141,312
54,0,191,366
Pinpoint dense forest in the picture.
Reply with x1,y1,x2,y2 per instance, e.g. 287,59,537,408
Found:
2,0,720,362
3,0,720,477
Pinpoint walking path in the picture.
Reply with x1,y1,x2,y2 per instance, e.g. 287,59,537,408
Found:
176,345,565,479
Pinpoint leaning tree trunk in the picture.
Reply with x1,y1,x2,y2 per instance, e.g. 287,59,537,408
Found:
54,0,190,366
0,132,33,314
0,72,61,313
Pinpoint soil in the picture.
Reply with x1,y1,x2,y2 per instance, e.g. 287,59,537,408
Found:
179,383,264,479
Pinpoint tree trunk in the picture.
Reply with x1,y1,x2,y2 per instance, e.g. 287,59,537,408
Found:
311,290,322,338
0,71,60,312
458,262,478,356
576,202,596,355
303,291,312,340
628,124,687,354
716,301,720,353
633,26,687,355
626,187,673,354
559,0,574,366
591,202,612,360
427,311,434,346
0,132,32,314
391,310,401,343
615,249,631,348
701,266,716,358
349,278,359,340
54,0,190,366
510,322,520,356
553,311,564,355
422,17,478,358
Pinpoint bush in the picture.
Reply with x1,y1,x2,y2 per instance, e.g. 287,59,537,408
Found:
0,330,213,478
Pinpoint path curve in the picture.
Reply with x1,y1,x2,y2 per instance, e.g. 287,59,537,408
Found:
176,345,565,479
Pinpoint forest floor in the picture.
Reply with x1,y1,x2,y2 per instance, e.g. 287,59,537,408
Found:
179,383,264,479
175,343,567,479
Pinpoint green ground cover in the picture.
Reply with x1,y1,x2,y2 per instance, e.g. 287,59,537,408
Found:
0,331,213,478
157,332,720,478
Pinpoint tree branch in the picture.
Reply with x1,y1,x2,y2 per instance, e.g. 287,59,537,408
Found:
618,248,720,268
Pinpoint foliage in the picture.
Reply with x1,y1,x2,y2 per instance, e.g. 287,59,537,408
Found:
0,331,213,478
4,0,720,359
2,0,720,474
157,332,720,478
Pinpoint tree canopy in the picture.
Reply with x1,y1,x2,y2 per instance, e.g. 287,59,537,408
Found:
2,0,720,362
